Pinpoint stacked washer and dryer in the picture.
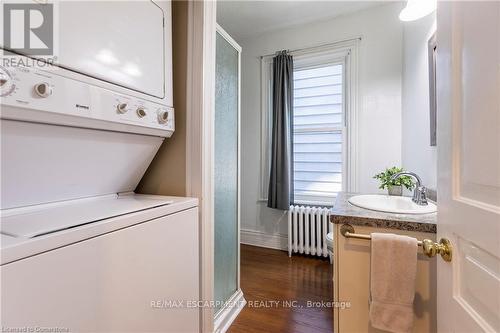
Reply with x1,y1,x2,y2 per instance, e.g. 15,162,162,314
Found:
1,1,200,332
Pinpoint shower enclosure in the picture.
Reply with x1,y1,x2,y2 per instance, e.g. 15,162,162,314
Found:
214,24,244,326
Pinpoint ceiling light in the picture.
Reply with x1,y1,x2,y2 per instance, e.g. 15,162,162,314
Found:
399,0,436,22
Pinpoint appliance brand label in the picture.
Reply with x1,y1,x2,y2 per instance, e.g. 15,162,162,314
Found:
75,104,90,110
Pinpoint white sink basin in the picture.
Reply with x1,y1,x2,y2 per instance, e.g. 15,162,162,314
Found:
348,194,437,214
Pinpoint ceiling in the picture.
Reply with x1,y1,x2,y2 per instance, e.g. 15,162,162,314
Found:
217,1,389,42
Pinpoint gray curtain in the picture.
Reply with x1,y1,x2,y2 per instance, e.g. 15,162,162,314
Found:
267,51,294,210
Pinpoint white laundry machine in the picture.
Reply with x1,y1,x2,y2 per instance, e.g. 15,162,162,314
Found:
1,194,200,332
0,1,200,331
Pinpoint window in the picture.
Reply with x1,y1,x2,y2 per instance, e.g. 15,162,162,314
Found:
260,41,358,206
293,63,344,206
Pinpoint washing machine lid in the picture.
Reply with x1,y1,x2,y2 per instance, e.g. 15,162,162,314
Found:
1,120,165,210
0,194,173,239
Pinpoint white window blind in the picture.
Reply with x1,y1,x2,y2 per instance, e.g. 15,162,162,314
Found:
293,63,344,206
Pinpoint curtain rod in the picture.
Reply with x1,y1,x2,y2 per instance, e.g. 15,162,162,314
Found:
260,36,361,59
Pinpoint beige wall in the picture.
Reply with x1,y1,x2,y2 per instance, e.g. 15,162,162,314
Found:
137,0,188,196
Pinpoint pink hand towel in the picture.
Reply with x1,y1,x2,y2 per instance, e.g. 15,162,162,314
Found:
369,233,418,333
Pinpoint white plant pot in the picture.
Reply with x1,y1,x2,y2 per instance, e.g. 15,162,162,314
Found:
388,185,403,196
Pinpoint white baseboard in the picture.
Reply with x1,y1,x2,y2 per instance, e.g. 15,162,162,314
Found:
240,229,287,251
214,289,246,333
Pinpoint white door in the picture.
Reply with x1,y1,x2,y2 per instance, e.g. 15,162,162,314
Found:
437,2,500,332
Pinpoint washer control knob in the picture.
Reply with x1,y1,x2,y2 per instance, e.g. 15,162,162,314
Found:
158,110,169,124
116,103,128,114
136,107,147,118
34,82,52,98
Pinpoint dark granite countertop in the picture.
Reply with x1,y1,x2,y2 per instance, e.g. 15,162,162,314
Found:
329,192,437,233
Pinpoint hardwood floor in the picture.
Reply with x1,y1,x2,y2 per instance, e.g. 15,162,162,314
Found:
228,245,333,333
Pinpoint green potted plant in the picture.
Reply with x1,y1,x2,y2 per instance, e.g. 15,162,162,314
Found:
373,167,415,196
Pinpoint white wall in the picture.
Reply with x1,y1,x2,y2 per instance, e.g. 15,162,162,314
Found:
239,3,404,240
401,13,437,192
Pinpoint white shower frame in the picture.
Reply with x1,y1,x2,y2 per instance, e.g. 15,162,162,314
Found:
212,24,244,333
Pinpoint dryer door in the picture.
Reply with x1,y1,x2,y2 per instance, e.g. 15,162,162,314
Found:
57,1,165,98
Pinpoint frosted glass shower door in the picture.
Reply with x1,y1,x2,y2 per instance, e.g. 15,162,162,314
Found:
214,26,241,315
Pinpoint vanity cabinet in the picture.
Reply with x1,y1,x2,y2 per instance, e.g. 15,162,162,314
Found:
333,224,437,333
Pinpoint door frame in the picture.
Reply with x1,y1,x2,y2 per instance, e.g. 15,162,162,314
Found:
185,1,217,332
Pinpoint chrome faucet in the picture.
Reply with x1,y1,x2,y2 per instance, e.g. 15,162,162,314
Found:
390,172,428,205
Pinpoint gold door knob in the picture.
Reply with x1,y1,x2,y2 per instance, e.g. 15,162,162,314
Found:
422,238,452,262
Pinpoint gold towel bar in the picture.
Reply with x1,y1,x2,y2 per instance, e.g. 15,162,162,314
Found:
340,224,452,262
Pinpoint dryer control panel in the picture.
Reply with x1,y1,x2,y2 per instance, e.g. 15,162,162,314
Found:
0,63,174,137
